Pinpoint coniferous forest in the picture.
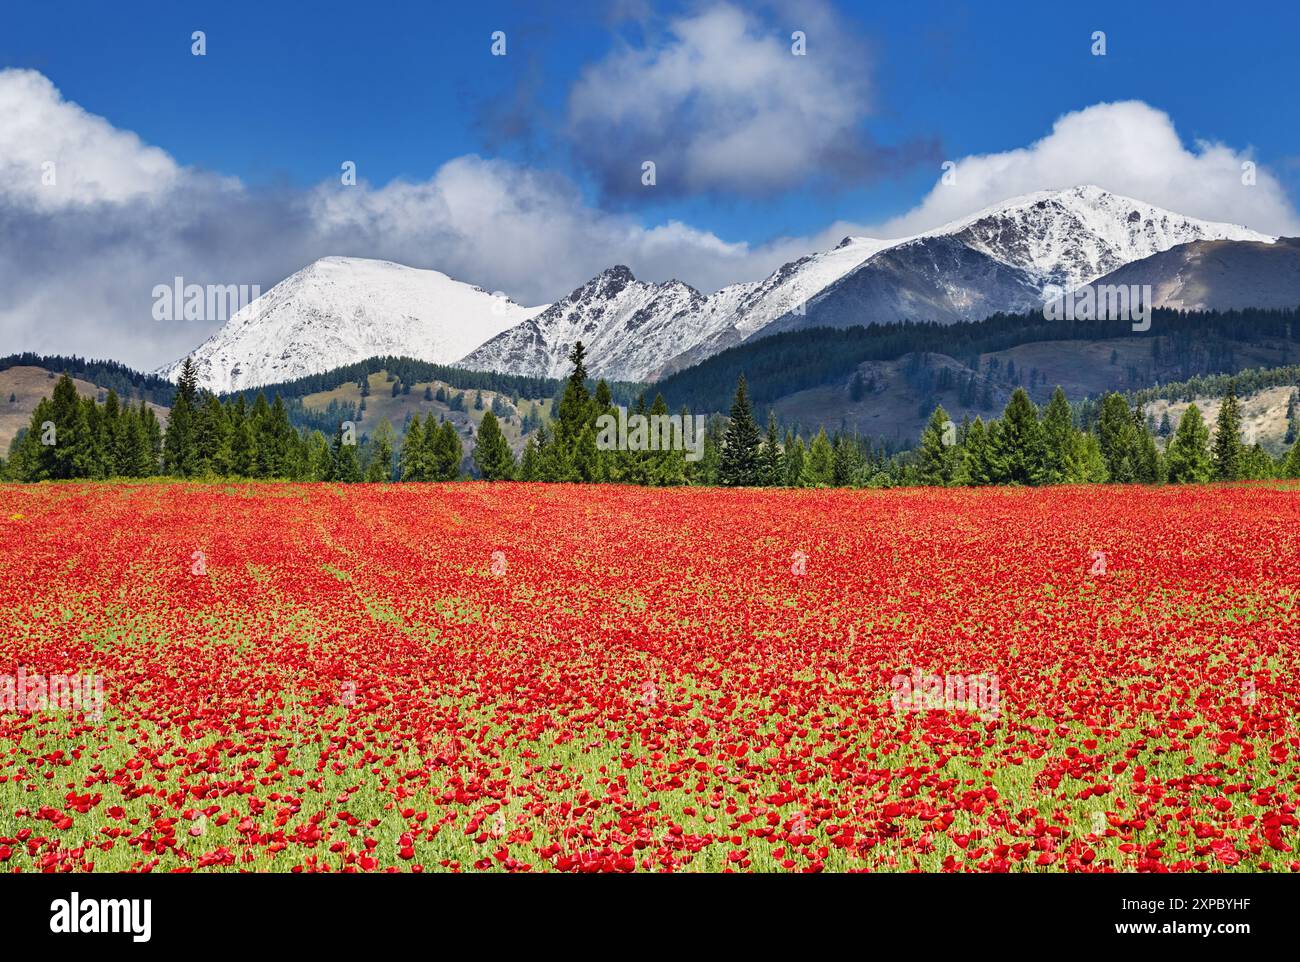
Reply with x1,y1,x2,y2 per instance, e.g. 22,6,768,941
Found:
5,342,1300,487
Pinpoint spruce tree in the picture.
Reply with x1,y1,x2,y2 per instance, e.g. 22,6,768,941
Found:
228,397,255,476
163,358,199,477
554,341,593,480
719,374,762,486
918,404,956,485
142,403,162,472
995,388,1046,485
832,434,865,487
433,420,463,480
401,415,426,480
1040,387,1077,484
519,436,541,481
472,410,516,481
1131,408,1163,484
306,431,332,480
43,373,94,479
761,411,783,486
330,424,362,482
961,417,989,485
1096,392,1138,483
1212,387,1243,481
365,418,396,482
783,434,805,487
800,428,835,487
1283,433,1300,479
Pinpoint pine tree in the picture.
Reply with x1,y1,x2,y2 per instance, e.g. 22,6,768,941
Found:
473,410,516,481
1212,387,1243,481
719,374,762,486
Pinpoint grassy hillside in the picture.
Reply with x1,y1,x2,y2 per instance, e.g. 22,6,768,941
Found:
0,365,170,453
300,370,552,454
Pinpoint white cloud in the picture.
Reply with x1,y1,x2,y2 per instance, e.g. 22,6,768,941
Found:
307,155,770,303
0,69,181,209
868,101,1300,238
565,1,876,196
0,70,796,371
2,70,1296,377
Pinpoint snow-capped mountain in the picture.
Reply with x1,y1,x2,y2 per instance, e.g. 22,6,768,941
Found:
457,266,714,382
943,185,1273,291
458,237,894,382
157,256,546,393
160,188,1276,391
465,186,1274,382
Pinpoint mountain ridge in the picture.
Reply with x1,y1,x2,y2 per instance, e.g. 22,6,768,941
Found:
160,187,1276,390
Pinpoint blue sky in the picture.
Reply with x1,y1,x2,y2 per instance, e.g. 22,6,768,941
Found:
2,0,1298,368
5,0,1297,242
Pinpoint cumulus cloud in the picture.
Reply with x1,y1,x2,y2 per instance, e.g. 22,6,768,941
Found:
0,69,802,372
868,101,1300,238
2,69,1296,378
565,1,899,197
0,69,183,209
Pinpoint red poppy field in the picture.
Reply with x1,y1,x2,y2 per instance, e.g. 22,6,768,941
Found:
2,481,1299,873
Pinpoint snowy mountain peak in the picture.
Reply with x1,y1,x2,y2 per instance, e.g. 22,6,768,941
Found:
157,256,546,393
934,186,1274,289
159,187,1281,392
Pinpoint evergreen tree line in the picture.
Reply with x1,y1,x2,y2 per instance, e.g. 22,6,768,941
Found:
0,353,177,406
8,352,1300,488
903,384,1292,488
5,360,522,484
